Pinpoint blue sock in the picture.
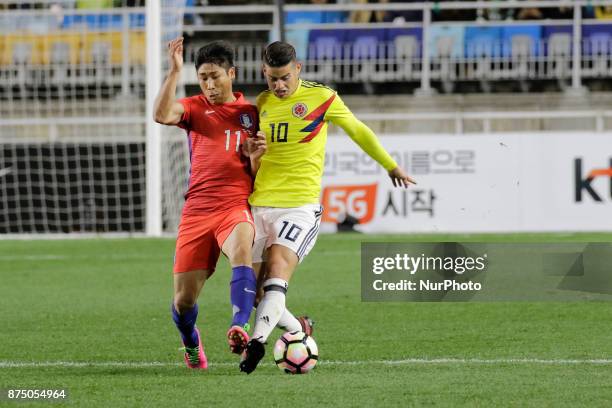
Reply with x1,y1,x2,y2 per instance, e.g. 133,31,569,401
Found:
230,265,257,327
171,303,199,348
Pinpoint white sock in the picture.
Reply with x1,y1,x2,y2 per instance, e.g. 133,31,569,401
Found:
277,308,302,332
252,278,288,343
252,306,301,331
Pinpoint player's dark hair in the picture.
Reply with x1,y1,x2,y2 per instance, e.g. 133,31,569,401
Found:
195,41,235,71
263,41,296,67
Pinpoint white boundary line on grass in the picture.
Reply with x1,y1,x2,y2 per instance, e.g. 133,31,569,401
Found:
1,358,612,368
0,254,168,261
0,251,351,262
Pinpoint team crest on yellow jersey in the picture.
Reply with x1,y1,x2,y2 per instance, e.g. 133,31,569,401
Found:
292,102,308,118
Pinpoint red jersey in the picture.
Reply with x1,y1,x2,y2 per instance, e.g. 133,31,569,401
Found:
178,92,258,215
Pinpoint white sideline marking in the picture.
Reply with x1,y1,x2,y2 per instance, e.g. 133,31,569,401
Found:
0,254,166,261
0,251,353,261
1,358,612,369
0,251,350,262
0,255,66,261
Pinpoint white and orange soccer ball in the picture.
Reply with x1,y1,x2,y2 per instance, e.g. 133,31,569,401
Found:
273,331,318,374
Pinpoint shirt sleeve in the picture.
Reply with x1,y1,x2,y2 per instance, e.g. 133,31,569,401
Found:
324,93,398,171
177,97,192,130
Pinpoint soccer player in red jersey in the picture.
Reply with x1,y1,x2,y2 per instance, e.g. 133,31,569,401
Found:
153,37,265,369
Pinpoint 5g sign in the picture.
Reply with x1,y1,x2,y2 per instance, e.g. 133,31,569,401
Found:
321,184,378,224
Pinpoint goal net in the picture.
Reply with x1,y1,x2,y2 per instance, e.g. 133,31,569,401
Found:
0,0,188,235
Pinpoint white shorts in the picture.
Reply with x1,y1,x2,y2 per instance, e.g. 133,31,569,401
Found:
252,204,323,264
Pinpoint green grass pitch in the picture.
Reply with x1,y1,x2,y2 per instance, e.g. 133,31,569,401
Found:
1,233,612,407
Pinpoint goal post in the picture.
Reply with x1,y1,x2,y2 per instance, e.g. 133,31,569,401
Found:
0,1,188,237
145,0,162,237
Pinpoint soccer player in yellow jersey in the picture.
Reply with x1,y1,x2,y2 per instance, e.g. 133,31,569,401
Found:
239,42,416,373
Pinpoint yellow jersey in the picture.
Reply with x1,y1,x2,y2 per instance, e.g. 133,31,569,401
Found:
249,79,397,208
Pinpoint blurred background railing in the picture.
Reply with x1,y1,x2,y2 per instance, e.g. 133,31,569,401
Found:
3,1,612,95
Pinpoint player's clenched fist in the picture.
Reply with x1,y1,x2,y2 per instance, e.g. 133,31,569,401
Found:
167,37,184,74
251,131,267,160
243,131,267,160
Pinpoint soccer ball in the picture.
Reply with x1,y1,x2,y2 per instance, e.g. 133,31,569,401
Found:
273,331,318,374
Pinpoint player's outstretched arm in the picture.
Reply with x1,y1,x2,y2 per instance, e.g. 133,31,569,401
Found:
153,37,185,126
334,114,417,188
243,131,267,176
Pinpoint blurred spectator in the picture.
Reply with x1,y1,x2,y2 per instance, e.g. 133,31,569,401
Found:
543,6,573,20
7,3,33,9
77,0,112,8
515,5,543,21
433,0,477,22
595,6,612,20
477,0,512,22
350,0,386,24
383,0,423,24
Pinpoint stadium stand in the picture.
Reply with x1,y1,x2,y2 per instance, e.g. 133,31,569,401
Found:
2,0,612,235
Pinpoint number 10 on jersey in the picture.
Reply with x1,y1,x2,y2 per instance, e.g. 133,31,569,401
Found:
270,122,288,143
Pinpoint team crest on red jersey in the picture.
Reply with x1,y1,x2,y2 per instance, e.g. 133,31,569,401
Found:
239,113,254,130
292,103,308,118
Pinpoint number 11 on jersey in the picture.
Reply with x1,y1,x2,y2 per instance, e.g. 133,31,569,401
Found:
225,130,242,152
